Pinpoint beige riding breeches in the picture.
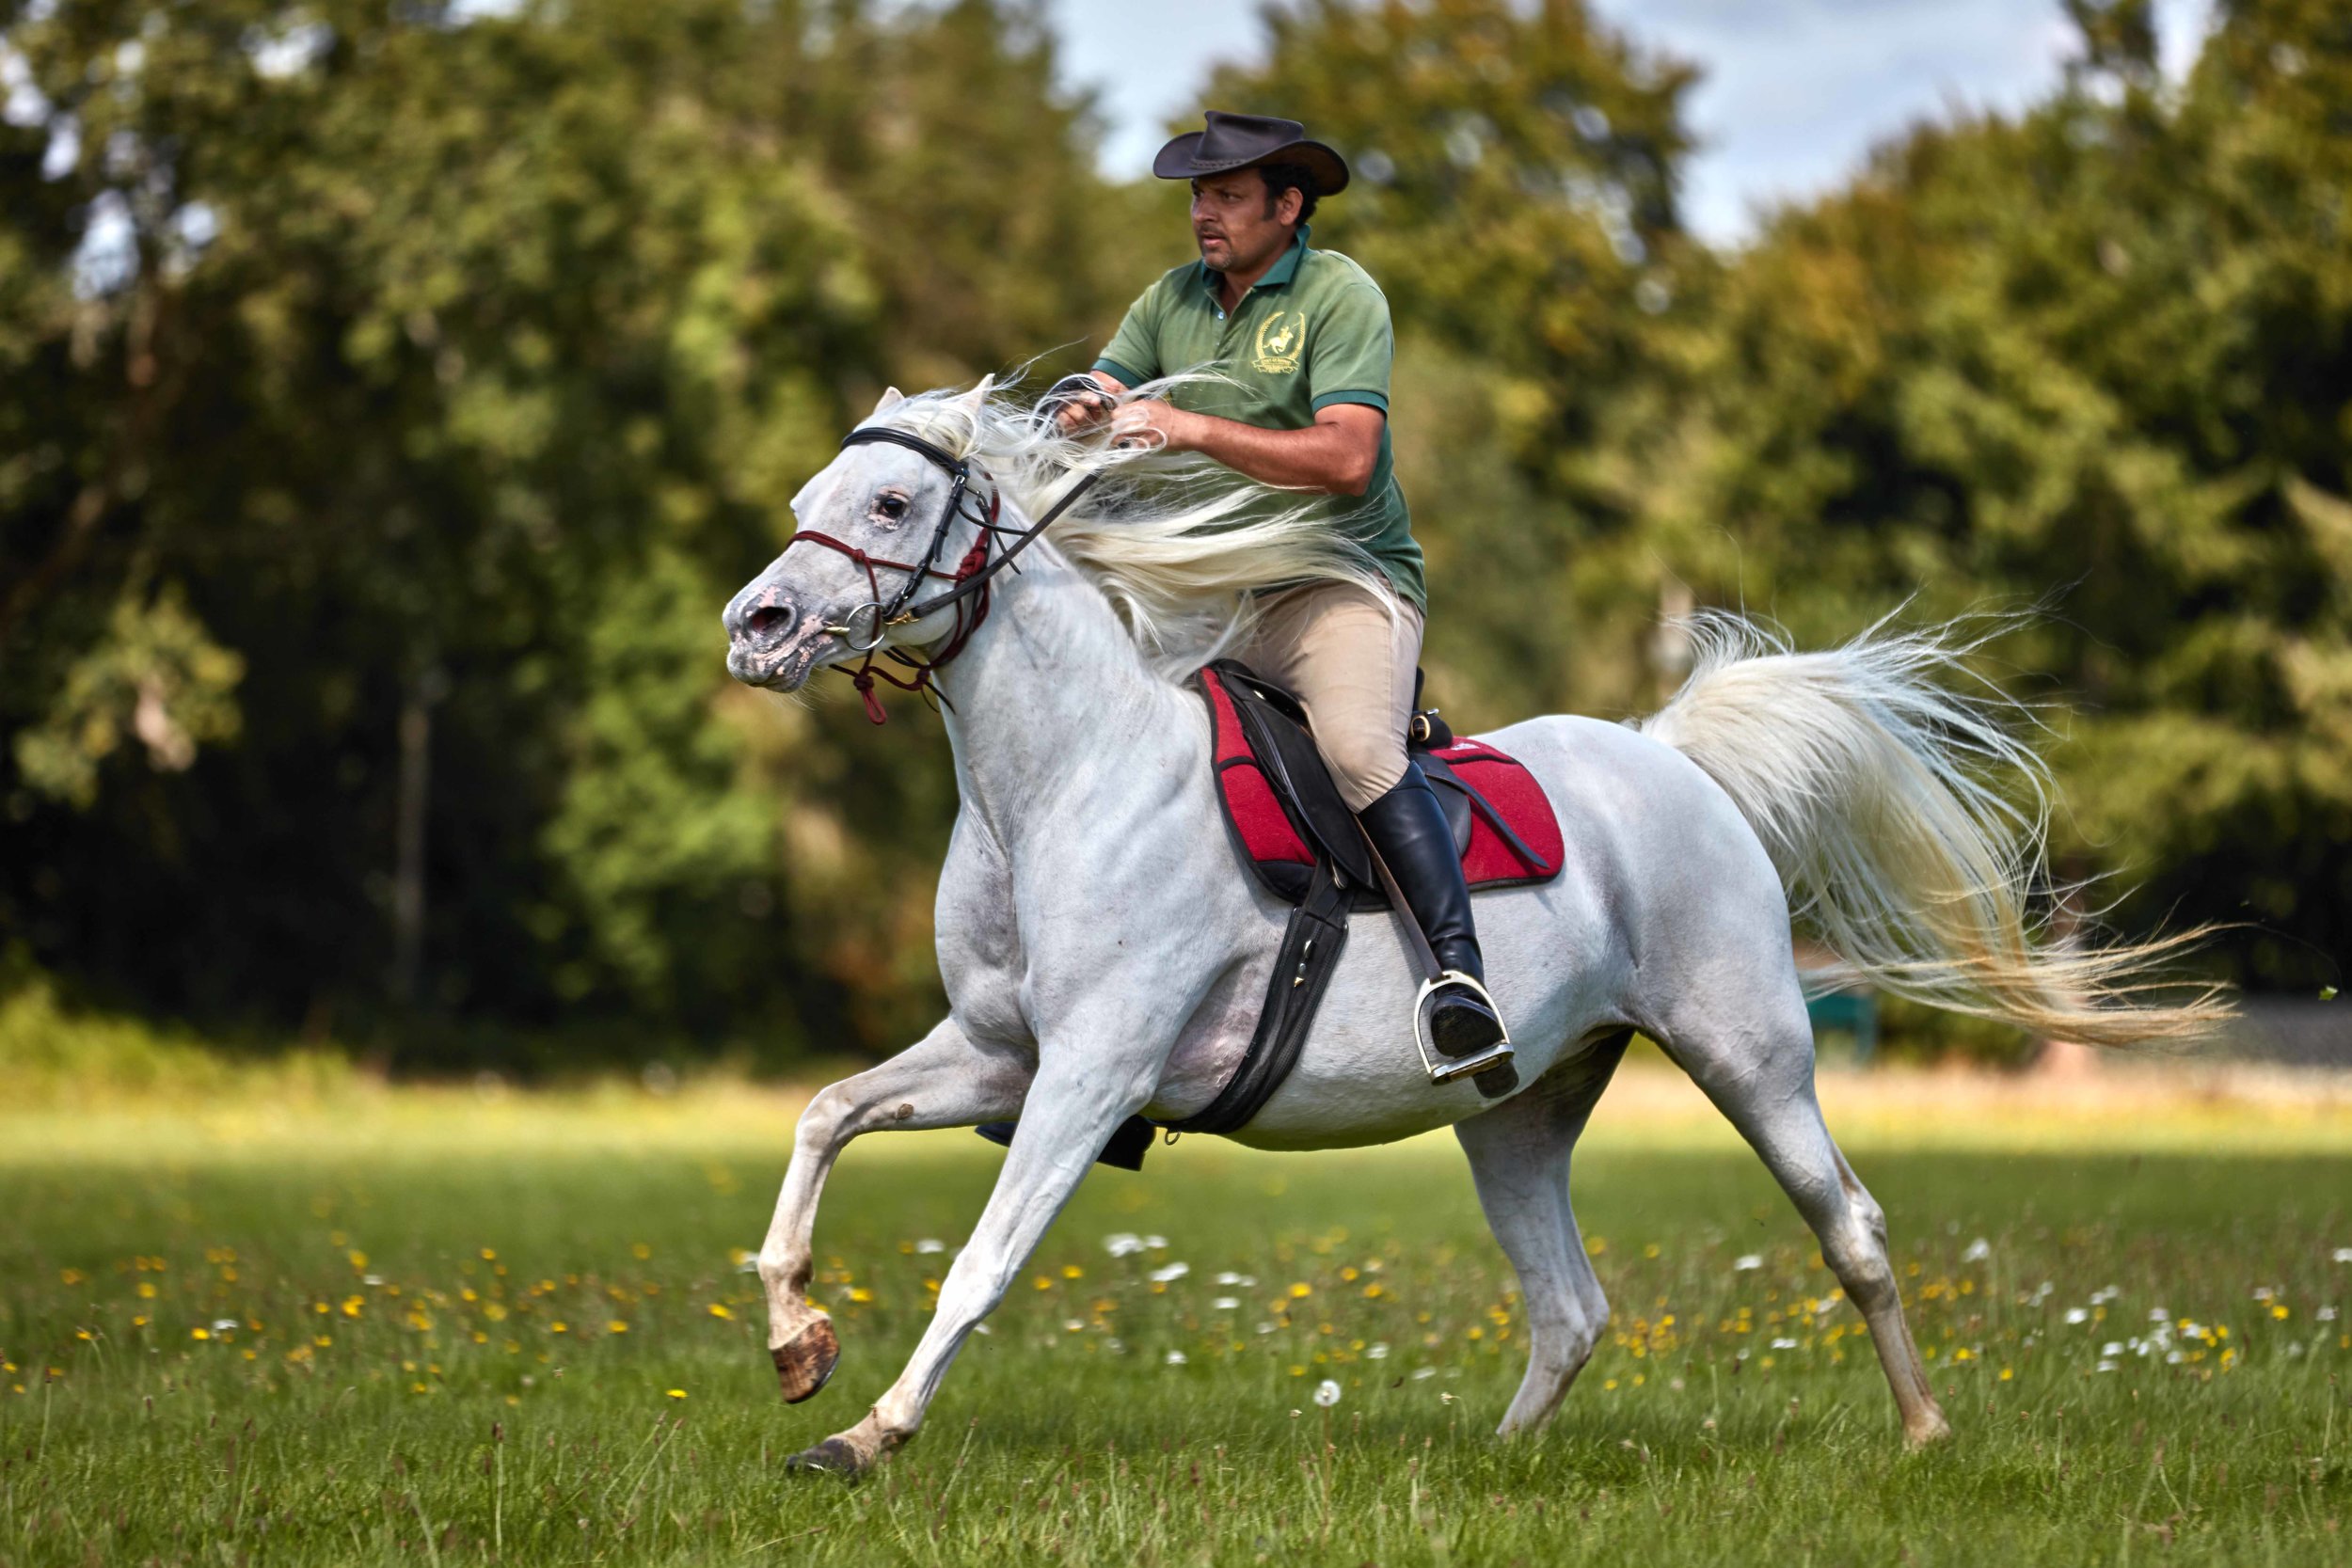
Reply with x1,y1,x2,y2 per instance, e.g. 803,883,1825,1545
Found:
1232,582,1425,811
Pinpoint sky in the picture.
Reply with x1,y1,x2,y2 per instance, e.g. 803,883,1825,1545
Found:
1043,0,2216,248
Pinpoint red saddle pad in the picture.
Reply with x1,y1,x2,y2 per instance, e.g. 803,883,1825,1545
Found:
1200,666,1564,899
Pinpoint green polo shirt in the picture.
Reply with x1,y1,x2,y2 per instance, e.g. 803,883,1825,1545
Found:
1094,227,1424,610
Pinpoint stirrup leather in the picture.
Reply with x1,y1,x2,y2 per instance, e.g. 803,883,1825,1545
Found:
1412,970,1515,1085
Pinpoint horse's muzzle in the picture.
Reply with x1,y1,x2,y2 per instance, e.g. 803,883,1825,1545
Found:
724,584,833,690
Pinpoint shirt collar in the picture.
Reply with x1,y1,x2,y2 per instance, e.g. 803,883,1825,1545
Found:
1197,224,1313,299
1260,224,1311,289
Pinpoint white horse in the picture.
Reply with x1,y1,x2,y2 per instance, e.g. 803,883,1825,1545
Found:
722,380,2219,1478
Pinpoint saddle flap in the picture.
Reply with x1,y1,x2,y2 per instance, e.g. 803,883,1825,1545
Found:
1208,660,1380,892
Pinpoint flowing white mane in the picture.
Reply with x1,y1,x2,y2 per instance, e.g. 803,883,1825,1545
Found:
868,376,1391,675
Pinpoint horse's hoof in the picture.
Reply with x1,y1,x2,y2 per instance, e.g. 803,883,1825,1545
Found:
785,1436,867,1481
772,1318,840,1404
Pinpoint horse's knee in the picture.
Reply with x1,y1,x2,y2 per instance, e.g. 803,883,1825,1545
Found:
797,1082,857,1143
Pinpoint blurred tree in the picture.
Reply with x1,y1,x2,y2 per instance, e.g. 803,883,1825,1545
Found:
0,0,1112,1060
7,0,2346,1070
1605,0,2352,987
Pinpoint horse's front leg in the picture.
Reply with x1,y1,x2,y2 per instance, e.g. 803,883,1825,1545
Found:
786,1041,1160,1478
757,1017,1029,1403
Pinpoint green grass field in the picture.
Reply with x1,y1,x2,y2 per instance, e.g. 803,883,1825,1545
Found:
3,1075,2348,1566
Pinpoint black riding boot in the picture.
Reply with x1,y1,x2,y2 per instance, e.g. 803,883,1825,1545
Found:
1359,765,1510,1067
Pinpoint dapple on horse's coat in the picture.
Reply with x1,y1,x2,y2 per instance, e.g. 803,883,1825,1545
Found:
723,379,2221,1479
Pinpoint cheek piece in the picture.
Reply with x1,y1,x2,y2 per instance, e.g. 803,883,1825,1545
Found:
779,426,1099,723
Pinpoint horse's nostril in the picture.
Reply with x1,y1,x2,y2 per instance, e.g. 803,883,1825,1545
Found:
746,605,791,640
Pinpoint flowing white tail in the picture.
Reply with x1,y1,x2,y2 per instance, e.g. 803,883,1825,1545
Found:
1642,611,2227,1046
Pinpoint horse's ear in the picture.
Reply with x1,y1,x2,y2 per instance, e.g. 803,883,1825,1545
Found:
869,387,905,419
954,374,994,413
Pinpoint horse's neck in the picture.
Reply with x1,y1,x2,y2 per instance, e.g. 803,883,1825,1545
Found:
932,545,1193,841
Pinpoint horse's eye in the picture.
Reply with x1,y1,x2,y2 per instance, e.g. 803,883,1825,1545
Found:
876,494,909,524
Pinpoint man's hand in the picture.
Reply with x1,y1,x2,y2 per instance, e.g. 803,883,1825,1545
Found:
1107,398,1200,453
1041,372,1120,435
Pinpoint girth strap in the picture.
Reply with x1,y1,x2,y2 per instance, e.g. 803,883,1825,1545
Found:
1158,854,1354,1137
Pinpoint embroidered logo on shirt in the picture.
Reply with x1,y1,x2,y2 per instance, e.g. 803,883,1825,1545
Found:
1252,310,1304,374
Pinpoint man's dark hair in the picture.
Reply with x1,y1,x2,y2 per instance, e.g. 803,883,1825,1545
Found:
1256,162,1320,227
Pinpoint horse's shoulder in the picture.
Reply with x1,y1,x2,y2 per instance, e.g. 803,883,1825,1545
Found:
939,807,1016,943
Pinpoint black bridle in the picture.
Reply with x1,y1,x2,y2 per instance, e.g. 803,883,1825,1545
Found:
779,424,1102,722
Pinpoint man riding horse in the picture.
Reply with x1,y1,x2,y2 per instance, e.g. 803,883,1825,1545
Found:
720,113,2216,1482
1049,110,1510,1075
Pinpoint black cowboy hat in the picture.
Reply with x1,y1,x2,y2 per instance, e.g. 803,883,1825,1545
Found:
1152,110,1349,197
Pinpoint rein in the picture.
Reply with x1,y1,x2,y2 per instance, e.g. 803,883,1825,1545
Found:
782,425,1103,723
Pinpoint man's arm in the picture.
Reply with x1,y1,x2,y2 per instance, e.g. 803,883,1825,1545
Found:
1108,399,1382,497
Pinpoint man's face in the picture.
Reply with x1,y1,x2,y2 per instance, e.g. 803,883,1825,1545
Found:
1190,169,1300,277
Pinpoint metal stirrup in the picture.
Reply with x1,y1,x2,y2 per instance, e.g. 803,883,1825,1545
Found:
1412,970,1515,1085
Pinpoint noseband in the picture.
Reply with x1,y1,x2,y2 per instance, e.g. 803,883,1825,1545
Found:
779,424,1101,723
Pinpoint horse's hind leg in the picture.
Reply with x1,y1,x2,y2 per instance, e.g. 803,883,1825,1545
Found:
756,1018,1028,1403
1655,990,1951,1448
1454,1032,1629,1436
